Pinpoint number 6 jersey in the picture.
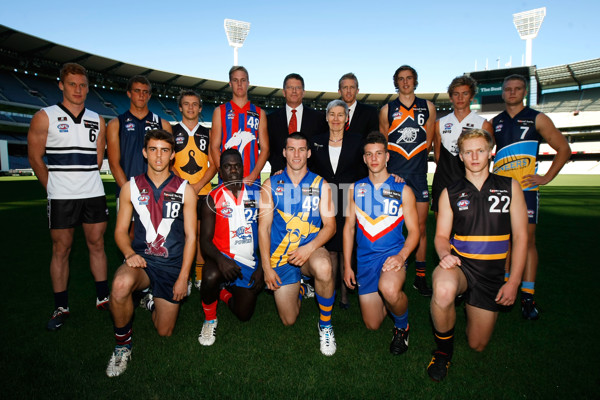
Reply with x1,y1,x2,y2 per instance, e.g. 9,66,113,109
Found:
43,104,104,199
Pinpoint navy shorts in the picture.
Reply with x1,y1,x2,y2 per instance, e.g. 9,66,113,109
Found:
523,191,539,224
144,262,182,304
48,196,109,229
403,174,429,203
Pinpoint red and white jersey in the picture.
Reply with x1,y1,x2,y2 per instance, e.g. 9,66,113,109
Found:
210,183,259,268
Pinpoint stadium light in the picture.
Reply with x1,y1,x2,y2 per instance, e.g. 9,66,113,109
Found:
224,19,251,66
513,7,546,66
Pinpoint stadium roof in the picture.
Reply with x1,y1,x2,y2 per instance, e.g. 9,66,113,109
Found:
536,59,600,90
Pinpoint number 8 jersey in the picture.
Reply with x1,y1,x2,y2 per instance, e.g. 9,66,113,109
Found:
43,104,104,199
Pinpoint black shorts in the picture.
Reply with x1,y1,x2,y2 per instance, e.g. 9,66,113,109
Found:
524,191,539,224
197,195,207,221
47,196,109,229
458,260,504,312
403,174,430,203
144,262,182,304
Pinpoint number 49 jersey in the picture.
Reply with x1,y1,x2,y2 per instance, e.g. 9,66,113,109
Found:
43,104,104,200
354,176,407,263
492,107,541,191
447,174,513,273
210,183,259,268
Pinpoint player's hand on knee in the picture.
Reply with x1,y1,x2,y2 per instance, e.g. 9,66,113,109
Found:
438,254,461,269
125,254,146,268
382,254,406,272
218,258,243,282
288,245,311,267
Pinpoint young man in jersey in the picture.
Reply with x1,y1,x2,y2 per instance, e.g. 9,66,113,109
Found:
197,149,263,346
107,75,172,200
492,75,571,320
342,132,419,355
28,62,110,331
209,66,269,185
427,129,528,381
258,132,338,356
379,65,437,297
105,129,197,377
172,90,216,293
432,76,493,214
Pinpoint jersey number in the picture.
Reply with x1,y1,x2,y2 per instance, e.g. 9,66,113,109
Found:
89,128,97,143
383,199,400,215
302,196,319,211
520,126,529,139
164,202,181,218
244,208,258,222
417,114,425,126
199,138,207,152
488,195,510,213
247,116,259,130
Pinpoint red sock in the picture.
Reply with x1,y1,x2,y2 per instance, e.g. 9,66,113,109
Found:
219,288,232,305
202,301,217,321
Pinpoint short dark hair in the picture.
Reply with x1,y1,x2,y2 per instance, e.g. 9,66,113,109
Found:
144,129,174,149
285,131,310,148
229,66,249,81
127,75,152,92
502,74,528,90
60,63,88,83
393,65,418,90
283,73,305,89
448,75,477,97
177,90,202,108
338,72,358,90
364,131,388,152
220,148,243,166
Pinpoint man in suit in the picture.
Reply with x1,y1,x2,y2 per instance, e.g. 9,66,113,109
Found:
267,73,328,174
338,73,379,139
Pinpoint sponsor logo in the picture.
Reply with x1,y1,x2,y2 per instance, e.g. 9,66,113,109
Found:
392,111,403,119
244,199,257,208
58,116,67,121
489,189,508,194
301,187,320,196
356,187,367,197
247,110,259,118
275,186,284,195
84,120,99,130
382,189,402,200
57,123,69,132
175,136,185,145
457,199,470,211
220,207,233,217
517,119,534,125
495,124,503,132
125,122,136,131
444,123,453,129
138,194,149,205
164,192,183,203
227,110,236,120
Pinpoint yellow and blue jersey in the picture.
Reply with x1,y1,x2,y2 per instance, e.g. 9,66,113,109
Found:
269,169,323,268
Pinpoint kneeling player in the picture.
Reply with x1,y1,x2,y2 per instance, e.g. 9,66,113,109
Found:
343,132,419,355
198,149,263,346
427,129,527,381
106,130,197,377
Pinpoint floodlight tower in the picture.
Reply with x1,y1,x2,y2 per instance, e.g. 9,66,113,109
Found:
513,7,546,66
224,19,251,66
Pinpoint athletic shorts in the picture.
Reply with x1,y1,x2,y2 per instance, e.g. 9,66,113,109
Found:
47,196,109,229
403,174,429,203
524,191,539,224
143,262,182,304
458,260,504,312
230,259,259,289
273,263,302,286
357,254,406,295
197,195,207,221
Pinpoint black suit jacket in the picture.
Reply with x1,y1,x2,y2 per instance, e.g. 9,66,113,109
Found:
346,102,379,139
309,132,367,251
267,105,328,173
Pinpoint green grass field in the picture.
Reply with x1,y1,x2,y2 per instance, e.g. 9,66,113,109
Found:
1,177,598,399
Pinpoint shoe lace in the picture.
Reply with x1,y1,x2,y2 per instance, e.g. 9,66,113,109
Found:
321,326,334,345
202,321,216,337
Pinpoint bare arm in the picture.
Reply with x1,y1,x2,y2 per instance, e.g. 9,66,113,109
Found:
97,116,107,168
521,113,571,188
114,182,145,267
106,118,128,188
161,119,172,133
173,184,198,301
209,107,222,170
190,152,217,195
342,184,357,289
27,110,49,190
433,120,441,163
425,100,436,153
258,178,281,290
434,189,461,269
245,108,269,185
382,185,419,271
378,104,390,138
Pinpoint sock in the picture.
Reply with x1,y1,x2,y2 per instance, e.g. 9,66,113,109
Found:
195,262,204,281
521,281,535,298
391,309,409,330
114,320,132,348
54,290,68,310
202,300,217,321
299,283,307,300
95,280,109,300
434,327,455,359
415,261,427,278
219,288,232,305
504,272,510,282
315,291,335,327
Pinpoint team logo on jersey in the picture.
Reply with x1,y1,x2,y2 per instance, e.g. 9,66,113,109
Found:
145,235,169,258
225,130,256,152
494,157,531,173
227,109,236,120
392,111,403,119
138,194,149,205
231,226,252,240
175,135,185,145
57,123,69,132
275,186,284,195
457,199,470,210
220,207,233,217
397,127,419,143
125,122,136,131
495,124,503,133
356,187,367,197
422,190,429,199
444,123,453,129
528,209,534,218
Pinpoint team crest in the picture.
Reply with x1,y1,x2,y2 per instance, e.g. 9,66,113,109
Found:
125,122,136,131
457,199,470,210
57,123,69,133
227,109,236,120
138,194,149,205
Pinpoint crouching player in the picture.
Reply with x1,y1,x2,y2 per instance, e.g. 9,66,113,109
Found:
427,129,527,381
198,149,263,346
106,129,197,377
343,132,419,355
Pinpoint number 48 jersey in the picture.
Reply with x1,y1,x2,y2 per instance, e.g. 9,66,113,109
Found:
43,104,104,199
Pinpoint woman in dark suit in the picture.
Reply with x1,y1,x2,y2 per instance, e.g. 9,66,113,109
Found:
310,99,367,309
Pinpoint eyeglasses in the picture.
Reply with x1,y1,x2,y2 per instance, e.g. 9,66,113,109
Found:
285,86,303,92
